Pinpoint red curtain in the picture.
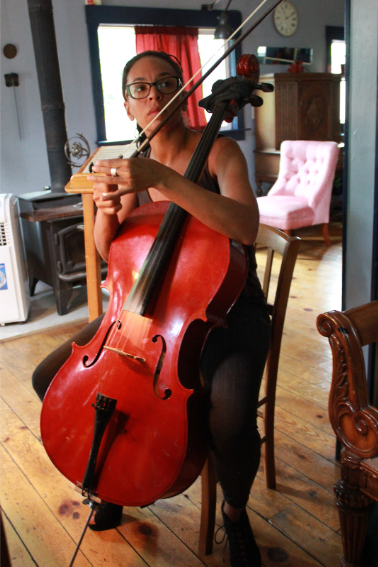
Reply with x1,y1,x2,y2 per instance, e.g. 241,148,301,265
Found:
135,26,207,130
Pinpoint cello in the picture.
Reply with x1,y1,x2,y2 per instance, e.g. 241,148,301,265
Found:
40,53,269,506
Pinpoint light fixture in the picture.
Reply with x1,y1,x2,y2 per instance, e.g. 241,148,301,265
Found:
213,0,233,40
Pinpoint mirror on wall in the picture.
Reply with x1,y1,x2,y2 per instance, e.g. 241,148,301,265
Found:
257,46,313,65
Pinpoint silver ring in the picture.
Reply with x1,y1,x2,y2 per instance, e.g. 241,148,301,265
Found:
110,167,118,177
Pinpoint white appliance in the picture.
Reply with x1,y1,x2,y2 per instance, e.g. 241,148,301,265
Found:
0,194,30,324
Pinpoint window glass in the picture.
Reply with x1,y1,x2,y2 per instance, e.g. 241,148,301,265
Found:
330,40,345,74
98,25,137,141
331,39,346,124
197,29,231,129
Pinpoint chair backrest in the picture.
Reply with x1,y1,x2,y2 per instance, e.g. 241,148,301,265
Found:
255,224,300,488
255,224,301,355
269,140,339,212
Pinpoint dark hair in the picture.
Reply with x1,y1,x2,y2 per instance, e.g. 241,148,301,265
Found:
122,51,183,101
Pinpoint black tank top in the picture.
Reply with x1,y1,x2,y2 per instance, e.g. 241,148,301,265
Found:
137,149,265,303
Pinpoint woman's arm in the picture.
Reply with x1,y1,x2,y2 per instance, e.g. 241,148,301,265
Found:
93,180,138,262
192,136,259,245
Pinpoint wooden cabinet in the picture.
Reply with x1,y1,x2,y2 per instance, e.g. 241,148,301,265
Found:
254,73,342,193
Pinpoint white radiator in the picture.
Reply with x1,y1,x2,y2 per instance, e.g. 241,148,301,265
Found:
0,194,30,324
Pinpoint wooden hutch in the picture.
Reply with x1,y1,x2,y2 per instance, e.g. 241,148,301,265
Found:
254,72,342,194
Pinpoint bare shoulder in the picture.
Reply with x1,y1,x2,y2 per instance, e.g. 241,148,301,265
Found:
208,136,246,177
212,135,241,155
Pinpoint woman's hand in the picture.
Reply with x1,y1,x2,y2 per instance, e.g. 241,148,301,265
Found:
89,160,144,261
88,157,170,204
92,179,122,216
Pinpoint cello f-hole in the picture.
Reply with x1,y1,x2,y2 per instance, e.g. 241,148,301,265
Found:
83,320,119,368
152,334,170,400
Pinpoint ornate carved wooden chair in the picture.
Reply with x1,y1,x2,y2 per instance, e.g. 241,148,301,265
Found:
199,224,301,554
317,300,378,567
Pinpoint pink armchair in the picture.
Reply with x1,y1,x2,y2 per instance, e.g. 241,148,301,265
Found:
257,140,339,246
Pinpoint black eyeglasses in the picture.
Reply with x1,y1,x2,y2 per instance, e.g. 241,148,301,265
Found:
125,76,183,99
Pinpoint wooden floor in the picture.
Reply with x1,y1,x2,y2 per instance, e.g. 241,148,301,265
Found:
1,221,343,567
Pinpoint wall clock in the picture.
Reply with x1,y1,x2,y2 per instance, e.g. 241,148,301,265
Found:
273,2,298,37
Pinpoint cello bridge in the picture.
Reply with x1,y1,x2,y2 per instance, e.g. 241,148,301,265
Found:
104,345,146,363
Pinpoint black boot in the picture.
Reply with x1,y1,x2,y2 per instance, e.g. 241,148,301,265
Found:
88,501,123,531
221,501,262,567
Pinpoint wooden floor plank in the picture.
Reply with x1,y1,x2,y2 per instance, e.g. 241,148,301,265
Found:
278,352,332,388
181,480,328,567
277,377,330,412
0,342,39,396
9,336,56,368
254,510,327,567
269,503,342,566
268,429,340,492
0,445,92,567
272,405,338,464
118,504,207,567
255,460,340,532
2,512,36,567
274,384,332,433
1,365,42,438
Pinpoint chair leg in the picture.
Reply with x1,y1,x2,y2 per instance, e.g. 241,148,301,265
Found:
199,454,217,555
322,223,331,247
263,360,278,490
263,401,277,490
334,458,374,567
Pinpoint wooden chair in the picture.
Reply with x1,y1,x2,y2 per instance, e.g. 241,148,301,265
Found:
317,300,378,567
199,224,301,554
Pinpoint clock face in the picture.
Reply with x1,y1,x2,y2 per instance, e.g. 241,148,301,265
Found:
273,1,298,37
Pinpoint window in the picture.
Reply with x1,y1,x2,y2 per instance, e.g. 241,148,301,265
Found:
330,39,346,124
86,5,243,144
197,29,231,129
97,25,232,142
98,26,136,142
326,26,345,125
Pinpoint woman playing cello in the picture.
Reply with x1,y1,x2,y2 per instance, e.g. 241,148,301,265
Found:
33,50,270,567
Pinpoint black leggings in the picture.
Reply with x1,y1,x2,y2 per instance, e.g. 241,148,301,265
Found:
33,297,270,509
